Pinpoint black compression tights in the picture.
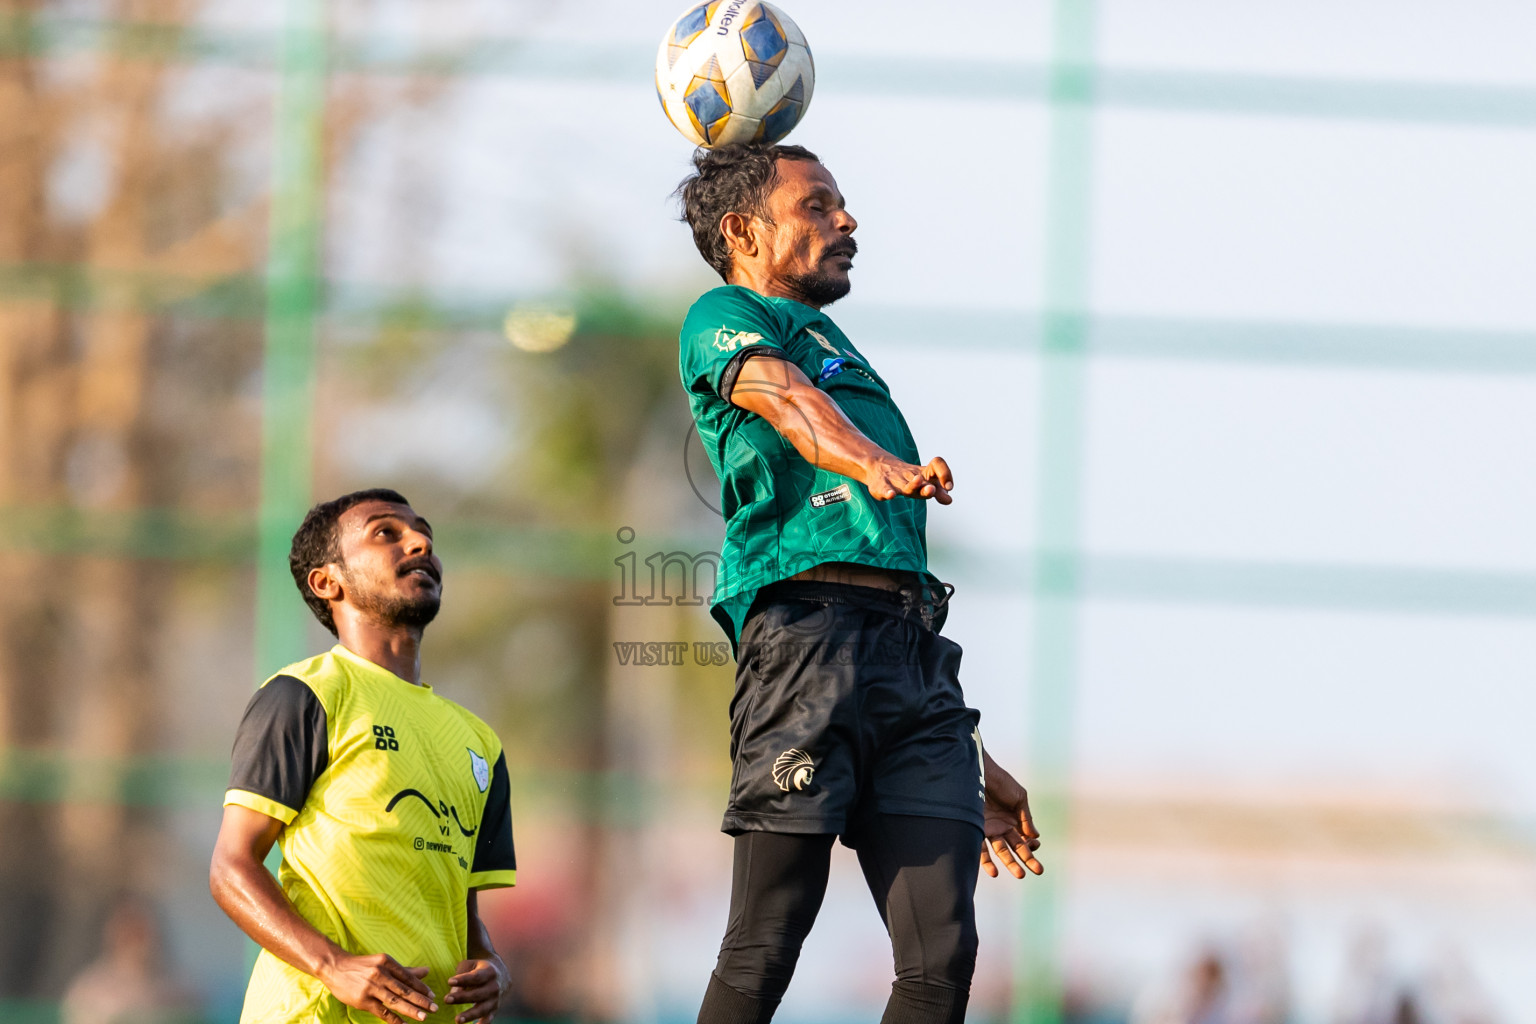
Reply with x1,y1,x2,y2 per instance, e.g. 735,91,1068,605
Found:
697,815,983,1024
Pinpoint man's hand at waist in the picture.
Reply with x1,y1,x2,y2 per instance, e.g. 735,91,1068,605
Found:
316,952,438,1024
210,804,440,1024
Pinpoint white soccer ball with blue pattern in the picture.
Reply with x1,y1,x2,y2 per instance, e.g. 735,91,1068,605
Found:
655,1,815,148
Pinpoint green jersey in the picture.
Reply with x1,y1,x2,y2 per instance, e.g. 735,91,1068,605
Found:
679,285,939,647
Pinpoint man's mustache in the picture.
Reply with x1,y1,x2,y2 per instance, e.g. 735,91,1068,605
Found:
823,239,858,261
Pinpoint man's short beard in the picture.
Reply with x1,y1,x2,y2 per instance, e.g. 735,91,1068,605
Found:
345,568,440,630
782,267,851,307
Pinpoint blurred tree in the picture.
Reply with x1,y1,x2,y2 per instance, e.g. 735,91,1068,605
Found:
2,0,725,1015
0,0,422,999
0,0,267,993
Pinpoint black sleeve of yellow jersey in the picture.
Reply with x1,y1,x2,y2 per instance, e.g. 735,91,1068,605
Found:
225,674,329,823
469,751,516,887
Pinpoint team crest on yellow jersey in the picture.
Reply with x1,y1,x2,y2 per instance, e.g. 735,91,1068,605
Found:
469,747,490,793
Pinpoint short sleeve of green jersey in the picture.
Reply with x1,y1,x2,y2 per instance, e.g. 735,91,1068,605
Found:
679,286,794,404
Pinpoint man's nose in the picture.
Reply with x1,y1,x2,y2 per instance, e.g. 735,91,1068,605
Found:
404,528,432,556
834,209,857,234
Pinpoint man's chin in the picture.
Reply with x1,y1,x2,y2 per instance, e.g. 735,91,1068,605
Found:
785,269,852,307
395,596,441,629
357,592,441,631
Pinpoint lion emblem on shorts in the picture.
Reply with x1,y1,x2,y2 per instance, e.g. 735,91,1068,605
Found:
772,749,815,792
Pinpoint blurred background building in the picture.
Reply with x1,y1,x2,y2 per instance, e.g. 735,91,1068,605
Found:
0,1,1533,1022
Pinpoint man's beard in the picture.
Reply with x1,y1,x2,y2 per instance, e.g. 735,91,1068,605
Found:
782,239,856,307
345,567,441,630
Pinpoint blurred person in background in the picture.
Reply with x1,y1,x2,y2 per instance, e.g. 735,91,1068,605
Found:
61,896,198,1024
1418,945,1499,1024
1228,924,1290,1024
675,142,1044,1024
209,490,517,1024
1333,928,1397,1024
1390,990,1425,1024
1133,949,1232,1024
1333,933,1499,1024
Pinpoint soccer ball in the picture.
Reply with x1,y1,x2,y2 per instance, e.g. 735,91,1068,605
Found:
655,1,815,148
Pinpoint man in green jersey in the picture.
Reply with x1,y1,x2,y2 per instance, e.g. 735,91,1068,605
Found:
676,143,1044,1024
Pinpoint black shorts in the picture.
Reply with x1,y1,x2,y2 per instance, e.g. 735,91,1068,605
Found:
722,580,986,846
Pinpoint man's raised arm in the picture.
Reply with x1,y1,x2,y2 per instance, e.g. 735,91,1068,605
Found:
730,353,954,504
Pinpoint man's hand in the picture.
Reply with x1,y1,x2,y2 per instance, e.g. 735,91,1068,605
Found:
213,806,442,1023
446,957,510,1024
980,752,1043,879
866,456,953,504
317,953,437,1024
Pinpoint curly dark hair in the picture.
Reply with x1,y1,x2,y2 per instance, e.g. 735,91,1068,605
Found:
676,142,820,280
288,488,410,636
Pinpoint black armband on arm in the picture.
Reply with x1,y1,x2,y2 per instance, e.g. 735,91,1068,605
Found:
720,346,794,405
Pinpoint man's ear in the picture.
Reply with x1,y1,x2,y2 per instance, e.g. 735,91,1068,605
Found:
719,211,759,260
307,564,343,603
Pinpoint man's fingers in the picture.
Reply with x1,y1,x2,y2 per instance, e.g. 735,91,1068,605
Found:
447,979,497,1005
388,963,435,998
380,976,430,1019
447,960,502,1021
379,966,436,1014
456,1002,498,1024
376,984,433,1022
979,846,999,878
455,997,499,1023
364,998,405,1024
380,978,436,1016
906,470,951,504
990,834,1026,879
384,977,435,1010
928,457,954,491
447,963,493,987
1004,828,1045,876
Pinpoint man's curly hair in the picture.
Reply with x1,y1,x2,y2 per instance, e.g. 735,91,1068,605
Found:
676,142,820,281
288,488,410,636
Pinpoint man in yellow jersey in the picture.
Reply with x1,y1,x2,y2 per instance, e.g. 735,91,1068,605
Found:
210,489,516,1024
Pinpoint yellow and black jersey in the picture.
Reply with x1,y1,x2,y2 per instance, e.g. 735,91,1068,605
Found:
225,644,516,1024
